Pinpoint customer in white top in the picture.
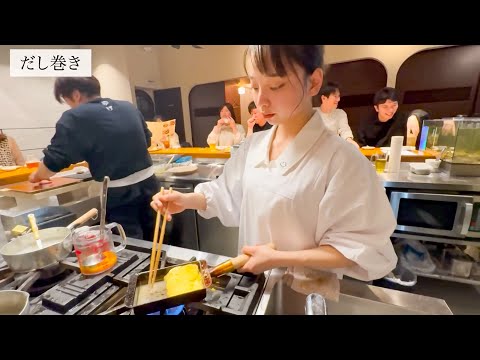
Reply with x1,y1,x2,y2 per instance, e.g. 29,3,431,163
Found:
150,115,181,149
316,81,359,148
206,103,245,147
151,46,397,294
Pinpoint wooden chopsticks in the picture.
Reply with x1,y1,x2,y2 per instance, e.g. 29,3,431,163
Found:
148,186,173,287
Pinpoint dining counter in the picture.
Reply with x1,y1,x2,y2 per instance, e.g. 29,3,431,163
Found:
360,148,438,162
0,162,89,187
149,147,231,159
149,146,437,162
0,167,33,187
379,162,480,192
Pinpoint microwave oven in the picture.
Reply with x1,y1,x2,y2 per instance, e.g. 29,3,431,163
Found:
389,191,480,238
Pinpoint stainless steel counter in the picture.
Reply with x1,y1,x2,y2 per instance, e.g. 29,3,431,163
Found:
126,238,453,315
254,268,453,315
126,237,231,267
153,162,224,183
379,163,480,192
156,159,480,192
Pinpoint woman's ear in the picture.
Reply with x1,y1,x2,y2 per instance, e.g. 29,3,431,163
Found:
309,68,323,97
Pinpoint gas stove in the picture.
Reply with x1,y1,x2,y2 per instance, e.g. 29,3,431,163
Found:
0,238,266,315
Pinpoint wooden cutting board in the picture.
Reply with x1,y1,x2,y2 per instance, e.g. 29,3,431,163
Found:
1,177,81,194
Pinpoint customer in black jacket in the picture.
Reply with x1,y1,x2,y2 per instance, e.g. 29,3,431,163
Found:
29,76,158,241
356,87,409,148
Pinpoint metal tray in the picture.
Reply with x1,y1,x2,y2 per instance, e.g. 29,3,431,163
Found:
124,260,212,315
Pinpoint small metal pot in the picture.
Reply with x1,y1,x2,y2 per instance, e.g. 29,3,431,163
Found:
0,290,30,315
0,208,98,273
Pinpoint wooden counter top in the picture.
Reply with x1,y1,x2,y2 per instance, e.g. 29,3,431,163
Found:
360,148,437,162
148,147,231,159
149,146,437,162
0,162,88,187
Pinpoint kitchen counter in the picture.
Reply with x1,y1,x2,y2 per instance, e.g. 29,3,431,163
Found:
127,238,453,315
254,268,452,315
379,163,480,192
154,158,480,193
154,163,224,183
127,236,232,266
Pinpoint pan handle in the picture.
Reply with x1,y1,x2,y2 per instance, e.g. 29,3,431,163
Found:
17,271,42,292
62,208,98,253
67,208,99,230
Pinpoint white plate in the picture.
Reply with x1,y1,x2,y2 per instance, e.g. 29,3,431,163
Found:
361,146,375,150
167,164,198,175
0,166,20,171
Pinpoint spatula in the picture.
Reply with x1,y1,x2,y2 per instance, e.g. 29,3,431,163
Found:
27,213,42,249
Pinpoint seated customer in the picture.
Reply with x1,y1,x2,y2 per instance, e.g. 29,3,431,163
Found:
356,87,417,147
148,115,181,149
246,101,273,137
0,130,25,166
315,81,359,148
206,102,245,146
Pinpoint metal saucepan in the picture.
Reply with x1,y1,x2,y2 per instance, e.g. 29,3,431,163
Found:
0,208,98,273
0,290,30,315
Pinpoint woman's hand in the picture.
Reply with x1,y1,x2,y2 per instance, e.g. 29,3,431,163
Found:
150,190,188,221
238,243,278,274
226,117,237,130
224,117,238,134
216,118,227,127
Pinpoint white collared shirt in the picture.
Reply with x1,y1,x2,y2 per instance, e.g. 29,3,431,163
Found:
195,111,397,281
206,124,246,147
316,108,354,140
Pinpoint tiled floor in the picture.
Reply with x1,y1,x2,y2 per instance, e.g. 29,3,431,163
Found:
410,276,480,315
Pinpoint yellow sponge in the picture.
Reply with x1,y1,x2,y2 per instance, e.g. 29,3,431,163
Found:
12,225,29,236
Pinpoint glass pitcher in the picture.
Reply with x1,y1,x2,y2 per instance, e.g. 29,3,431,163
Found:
72,223,127,276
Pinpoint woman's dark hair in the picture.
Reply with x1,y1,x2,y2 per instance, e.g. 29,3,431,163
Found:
243,46,325,116
219,102,237,122
54,76,101,103
373,87,398,106
244,45,324,79
318,81,340,104
248,101,256,114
